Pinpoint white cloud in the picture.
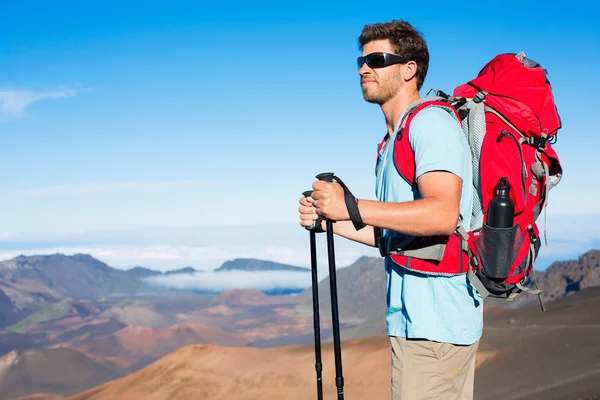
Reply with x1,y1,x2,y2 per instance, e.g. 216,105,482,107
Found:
0,213,596,274
0,89,77,117
0,239,375,273
144,270,312,292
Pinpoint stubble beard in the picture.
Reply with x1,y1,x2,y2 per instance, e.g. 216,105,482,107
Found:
361,74,402,105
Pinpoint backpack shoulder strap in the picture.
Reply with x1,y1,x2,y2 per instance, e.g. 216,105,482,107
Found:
393,98,460,187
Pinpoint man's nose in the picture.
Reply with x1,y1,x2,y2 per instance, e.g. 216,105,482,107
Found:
358,62,371,76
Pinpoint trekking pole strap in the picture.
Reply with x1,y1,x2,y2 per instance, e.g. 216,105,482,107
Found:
316,172,366,231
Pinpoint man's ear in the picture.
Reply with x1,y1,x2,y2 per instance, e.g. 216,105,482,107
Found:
403,61,418,82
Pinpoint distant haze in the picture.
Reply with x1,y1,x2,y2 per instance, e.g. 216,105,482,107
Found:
144,270,312,292
0,213,598,272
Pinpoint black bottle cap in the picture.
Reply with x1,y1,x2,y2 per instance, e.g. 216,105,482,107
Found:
495,177,511,196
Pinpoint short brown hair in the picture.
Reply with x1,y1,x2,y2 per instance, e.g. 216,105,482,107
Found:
358,20,429,91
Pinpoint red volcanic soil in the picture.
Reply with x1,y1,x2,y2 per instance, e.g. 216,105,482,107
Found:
67,288,600,400
77,321,245,367
114,322,244,355
66,335,498,400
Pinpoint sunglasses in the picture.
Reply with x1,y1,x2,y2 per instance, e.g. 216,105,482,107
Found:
357,52,408,69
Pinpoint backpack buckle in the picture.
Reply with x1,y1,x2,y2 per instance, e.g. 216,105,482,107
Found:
527,226,538,244
530,136,547,150
473,91,487,103
396,128,404,141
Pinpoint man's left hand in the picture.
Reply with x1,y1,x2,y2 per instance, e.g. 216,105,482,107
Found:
311,180,349,222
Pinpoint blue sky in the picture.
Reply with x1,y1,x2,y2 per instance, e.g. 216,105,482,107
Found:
0,1,598,278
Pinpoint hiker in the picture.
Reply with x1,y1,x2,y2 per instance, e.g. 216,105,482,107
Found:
298,20,483,399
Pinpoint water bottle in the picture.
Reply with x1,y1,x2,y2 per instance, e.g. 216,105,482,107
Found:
487,177,514,228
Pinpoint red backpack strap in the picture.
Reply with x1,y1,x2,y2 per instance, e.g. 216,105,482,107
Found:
393,100,461,186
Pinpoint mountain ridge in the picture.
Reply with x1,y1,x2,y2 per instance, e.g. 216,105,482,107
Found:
214,258,309,272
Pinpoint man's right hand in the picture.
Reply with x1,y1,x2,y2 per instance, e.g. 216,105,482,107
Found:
298,195,324,231
298,193,378,247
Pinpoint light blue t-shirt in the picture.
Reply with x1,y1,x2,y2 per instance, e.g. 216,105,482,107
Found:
375,104,483,345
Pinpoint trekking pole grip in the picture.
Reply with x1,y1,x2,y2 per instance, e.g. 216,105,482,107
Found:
316,172,365,231
303,190,325,233
315,172,335,230
316,172,335,183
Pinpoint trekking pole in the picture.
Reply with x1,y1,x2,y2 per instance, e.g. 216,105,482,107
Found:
303,190,324,400
315,172,345,400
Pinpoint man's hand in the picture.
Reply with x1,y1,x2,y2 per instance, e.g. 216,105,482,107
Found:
297,182,376,246
311,180,349,222
298,195,321,229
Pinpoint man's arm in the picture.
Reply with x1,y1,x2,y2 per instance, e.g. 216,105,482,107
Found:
309,170,461,238
309,107,466,238
357,170,462,236
330,220,377,246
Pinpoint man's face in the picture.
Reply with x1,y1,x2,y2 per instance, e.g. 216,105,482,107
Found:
358,39,404,105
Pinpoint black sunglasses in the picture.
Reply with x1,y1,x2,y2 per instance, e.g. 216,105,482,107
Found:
357,52,408,69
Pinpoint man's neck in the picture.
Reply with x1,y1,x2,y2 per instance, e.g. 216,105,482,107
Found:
382,88,421,136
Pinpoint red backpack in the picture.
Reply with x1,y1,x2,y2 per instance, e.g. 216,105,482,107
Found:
378,52,562,310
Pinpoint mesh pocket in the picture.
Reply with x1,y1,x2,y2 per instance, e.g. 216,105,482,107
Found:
474,223,524,279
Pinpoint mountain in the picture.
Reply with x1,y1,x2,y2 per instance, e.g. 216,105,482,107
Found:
512,249,600,307
296,250,600,318
65,286,600,400
0,254,317,305
214,258,309,272
100,302,173,328
3,298,101,334
124,266,162,279
293,250,600,340
473,286,600,400
6,250,600,399
295,256,387,325
0,254,167,299
164,267,199,275
0,347,123,400
74,321,245,371
125,266,199,278
0,278,63,330
0,289,14,327
66,335,403,400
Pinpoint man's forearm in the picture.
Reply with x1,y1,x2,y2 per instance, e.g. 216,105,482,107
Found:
329,220,377,247
357,198,459,236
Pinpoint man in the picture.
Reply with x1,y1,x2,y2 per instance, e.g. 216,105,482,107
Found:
298,20,483,399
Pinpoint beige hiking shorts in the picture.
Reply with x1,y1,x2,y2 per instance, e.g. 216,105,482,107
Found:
390,336,479,400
